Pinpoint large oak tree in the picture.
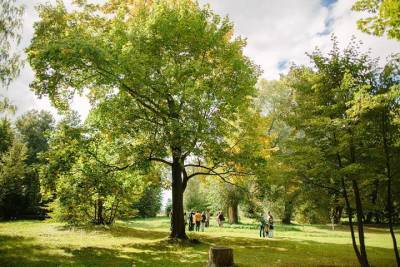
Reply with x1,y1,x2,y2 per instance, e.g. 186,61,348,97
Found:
27,0,259,239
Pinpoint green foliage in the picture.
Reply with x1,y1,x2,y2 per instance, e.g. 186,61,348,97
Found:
133,182,162,218
16,110,54,165
183,178,209,212
0,0,24,86
0,118,13,154
44,117,146,225
39,112,82,198
0,111,55,219
0,97,16,115
165,198,172,217
0,137,28,219
54,163,143,225
353,0,400,41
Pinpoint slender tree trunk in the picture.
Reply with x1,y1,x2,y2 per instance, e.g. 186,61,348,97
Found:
337,152,363,264
228,202,239,224
341,177,362,264
348,133,369,267
335,206,343,224
107,199,119,225
382,114,400,266
365,179,379,224
170,154,187,239
94,202,97,223
352,179,369,267
387,175,400,266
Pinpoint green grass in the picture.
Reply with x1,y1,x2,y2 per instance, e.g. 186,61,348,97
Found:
0,217,398,266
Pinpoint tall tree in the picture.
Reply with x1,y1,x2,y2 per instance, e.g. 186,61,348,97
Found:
13,110,55,216
283,39,379,267
27,0,259,239
347,54,400,266
257,79,301,224
0,137,28,219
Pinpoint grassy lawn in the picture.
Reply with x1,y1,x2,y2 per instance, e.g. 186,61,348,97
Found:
0,217,398,266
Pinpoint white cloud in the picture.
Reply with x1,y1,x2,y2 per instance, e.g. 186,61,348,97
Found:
201,0,399,78
2,0,399,121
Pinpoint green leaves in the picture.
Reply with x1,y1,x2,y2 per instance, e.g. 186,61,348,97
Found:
353,0,400,41
27,0,260,184
0,0,24,86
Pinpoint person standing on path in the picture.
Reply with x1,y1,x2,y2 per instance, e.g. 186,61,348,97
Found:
194,211,202,232
217,211,225,227
200,212,206,232
268,211,274,238
259,213,267,238
188,211,194,231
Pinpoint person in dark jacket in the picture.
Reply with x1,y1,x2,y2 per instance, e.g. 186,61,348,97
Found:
259,213,267,238
188,211,194,231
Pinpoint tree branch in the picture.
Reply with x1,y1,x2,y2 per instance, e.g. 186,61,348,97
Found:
149,157,173,166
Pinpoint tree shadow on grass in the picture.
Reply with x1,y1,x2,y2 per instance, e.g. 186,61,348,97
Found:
0,235,74,267
55,224,167,240
0,234,135,267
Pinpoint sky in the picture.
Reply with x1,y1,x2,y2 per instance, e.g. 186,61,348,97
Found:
2,0,399,204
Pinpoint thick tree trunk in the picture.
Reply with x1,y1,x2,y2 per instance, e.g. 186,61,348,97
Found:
228,203,239,224
170,155,187,239
97,199,104,225
331,205,343,224
282,199,293,224
207,247,234,267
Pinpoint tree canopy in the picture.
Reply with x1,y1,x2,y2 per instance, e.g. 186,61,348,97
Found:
27,0,262,239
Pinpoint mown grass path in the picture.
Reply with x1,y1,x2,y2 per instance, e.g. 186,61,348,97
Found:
0,217,398,266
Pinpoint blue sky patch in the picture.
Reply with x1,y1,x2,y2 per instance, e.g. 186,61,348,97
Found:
277,60,288,71
318,17,335,36
321,0,337,8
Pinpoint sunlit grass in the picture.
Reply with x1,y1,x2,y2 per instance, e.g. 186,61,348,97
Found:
0,217,398,266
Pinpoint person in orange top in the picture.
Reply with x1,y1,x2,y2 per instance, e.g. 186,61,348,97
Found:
194,211,202,232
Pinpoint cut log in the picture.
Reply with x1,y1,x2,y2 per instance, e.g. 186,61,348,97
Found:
207,247,234,267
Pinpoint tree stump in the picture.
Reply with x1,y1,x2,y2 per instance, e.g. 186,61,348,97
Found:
207,247,234,267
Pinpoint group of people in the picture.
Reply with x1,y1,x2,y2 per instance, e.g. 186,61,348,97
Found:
170,210,274,238
259,211,274,238
183,210,226,231
185,210,210,232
